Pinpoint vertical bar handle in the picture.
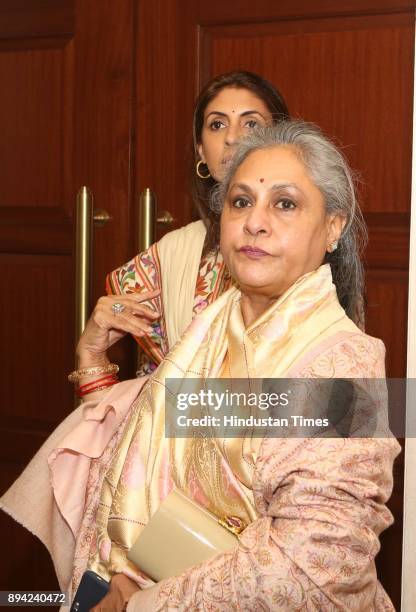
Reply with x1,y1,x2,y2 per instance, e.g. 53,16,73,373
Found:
138,188,156,252
75,186,93,343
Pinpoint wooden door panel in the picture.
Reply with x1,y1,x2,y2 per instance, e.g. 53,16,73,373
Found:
0,1,75,591
0,0,140,591
0,255,74,424
0,511,57,591
366,270,409,376
0,0,73,39
202,13,413,216
0,47,67,206
0,13,75,450
72,0,134,304
0,0,136,592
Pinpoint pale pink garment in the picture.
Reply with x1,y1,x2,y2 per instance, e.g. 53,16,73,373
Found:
123,332,399,611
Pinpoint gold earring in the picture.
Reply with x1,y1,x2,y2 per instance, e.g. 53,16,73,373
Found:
196,160,211,179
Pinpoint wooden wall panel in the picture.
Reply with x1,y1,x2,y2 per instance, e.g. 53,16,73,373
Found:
0,2,76,591
0,2,76,503
72,0,134,305
0,505,58,591
365,212,410,270
201,13,413,216
0,44,71,208
366,270,409,377
0,254,74,473
0,0,136,592
0,34,74,256
0,0,73,41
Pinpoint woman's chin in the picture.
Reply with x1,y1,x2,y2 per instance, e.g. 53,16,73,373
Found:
238,278,282,299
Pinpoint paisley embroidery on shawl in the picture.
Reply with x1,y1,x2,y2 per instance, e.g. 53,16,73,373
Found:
193,250,233,316
108,248,232,373
106,245,168,367
150,327,398,611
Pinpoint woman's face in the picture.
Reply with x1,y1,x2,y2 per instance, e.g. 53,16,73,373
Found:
220,146,345,301
197,87,272,181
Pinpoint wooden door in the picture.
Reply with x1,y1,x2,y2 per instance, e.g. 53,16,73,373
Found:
136,1,413,608
0,0,137,591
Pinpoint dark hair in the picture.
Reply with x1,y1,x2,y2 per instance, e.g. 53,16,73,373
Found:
190,71,290,251
211,122,367,327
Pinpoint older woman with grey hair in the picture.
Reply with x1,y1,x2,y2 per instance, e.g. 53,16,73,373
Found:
211,120,367,328
2,121,399,611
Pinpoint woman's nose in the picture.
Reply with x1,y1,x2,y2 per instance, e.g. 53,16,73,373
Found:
243,206,271,236
224,123,240,146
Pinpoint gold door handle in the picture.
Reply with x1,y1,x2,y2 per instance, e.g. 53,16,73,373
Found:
138,188,156,252
137,188,174,252
75,187,93,344
75,186,112,343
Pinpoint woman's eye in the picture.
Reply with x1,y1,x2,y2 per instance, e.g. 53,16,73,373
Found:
276,199,296,210
232,197,251,209
245,119,258,129
210,120,225,130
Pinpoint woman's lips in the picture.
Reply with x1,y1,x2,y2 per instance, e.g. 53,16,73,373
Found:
239,246,270,258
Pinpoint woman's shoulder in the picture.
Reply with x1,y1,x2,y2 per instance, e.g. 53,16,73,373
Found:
107,221,207,295
106,243,160,295
297,329,386,378
157,219,206,249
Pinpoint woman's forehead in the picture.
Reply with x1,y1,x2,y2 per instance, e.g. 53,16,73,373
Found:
205,87,269,116
231,146,306,182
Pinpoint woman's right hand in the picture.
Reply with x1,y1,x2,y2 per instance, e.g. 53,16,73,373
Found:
90,573,141,612
76,289,161,367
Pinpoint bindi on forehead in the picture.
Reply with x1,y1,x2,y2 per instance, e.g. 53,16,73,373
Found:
259,177,264,183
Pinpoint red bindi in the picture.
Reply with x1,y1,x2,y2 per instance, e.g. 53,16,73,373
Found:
259,178,264,183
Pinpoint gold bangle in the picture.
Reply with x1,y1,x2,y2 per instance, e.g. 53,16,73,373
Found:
68,363,119,383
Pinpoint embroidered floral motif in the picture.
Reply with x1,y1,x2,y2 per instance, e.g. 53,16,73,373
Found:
108,247,232,373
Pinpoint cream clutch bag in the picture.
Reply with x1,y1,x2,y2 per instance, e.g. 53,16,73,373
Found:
127,488,245,581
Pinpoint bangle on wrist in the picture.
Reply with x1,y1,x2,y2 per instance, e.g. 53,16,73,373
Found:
78,374,118,393
68,363,119,383
77,378,118,398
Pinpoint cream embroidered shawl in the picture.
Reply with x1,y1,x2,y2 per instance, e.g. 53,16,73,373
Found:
81,265,399,610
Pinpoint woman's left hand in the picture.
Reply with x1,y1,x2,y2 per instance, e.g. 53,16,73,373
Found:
90,573,140,612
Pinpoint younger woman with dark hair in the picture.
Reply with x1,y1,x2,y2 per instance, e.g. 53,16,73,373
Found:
105,71,290,374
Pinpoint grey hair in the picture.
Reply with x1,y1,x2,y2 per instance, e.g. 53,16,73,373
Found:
210,121,367,327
